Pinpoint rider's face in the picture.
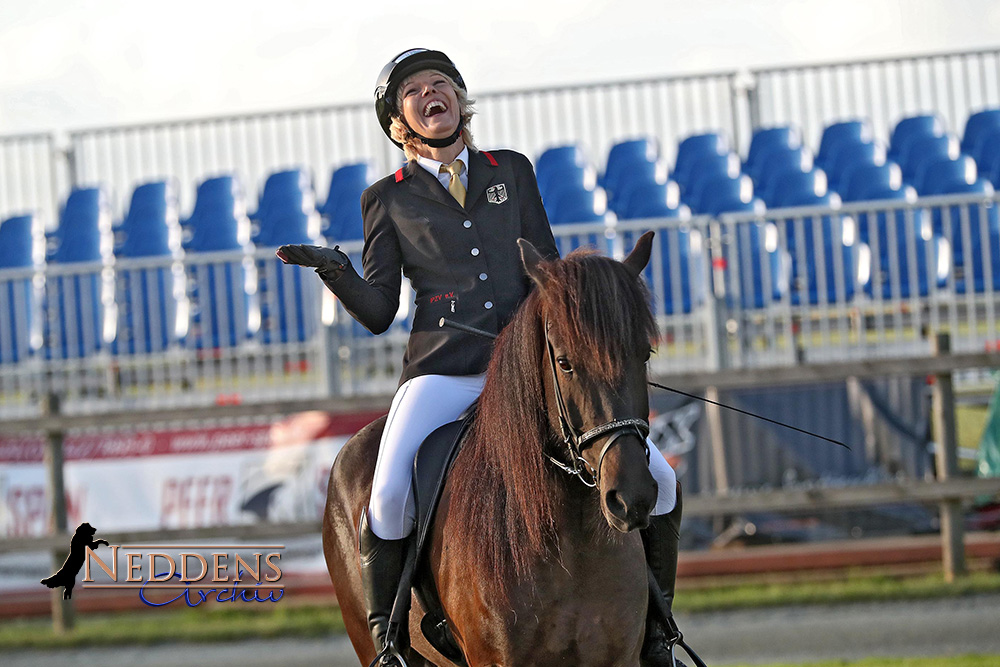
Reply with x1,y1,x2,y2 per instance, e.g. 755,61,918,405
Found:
399,70,461,140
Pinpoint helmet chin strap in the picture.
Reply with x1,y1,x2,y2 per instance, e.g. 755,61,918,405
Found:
405,118,464,149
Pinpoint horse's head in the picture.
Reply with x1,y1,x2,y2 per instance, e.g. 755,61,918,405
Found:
519,232,659,533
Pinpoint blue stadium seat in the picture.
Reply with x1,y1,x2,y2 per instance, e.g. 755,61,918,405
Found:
748,145,813,196
680,152,741,202
717,208,784,308
691,174,755,215
816,120,873,170
114,180,181,354
183,174,253,349
183,175,246,251
602,138,659,200
319,162,376,241
777,193,859,304
898,134,960,182
118,181,177,258
618,182,684,221
745,125,802,174
826,142,885,192
253,169,318,247
252,169,322,345
888,114,946,163
705,194,783,310
926,174,999,294
854,186,943,299
48,187,112,359
971,128,1000,174
672,133,730,187
989,151,1000,189
619,220,706,315
607,159,668,213
536,144,588,180
762,168,828,208
548,185,611,225
538,163,598,205
961,108,1000,154
915,155,977,196
840,162,905,202
547,185,612,256
0,214,38,363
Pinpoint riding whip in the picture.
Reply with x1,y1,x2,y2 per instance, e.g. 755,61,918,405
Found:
438,318,852,450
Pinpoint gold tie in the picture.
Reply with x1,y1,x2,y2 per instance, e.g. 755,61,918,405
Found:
440,159,466,207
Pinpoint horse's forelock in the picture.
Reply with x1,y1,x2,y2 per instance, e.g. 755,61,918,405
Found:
539,250,658,382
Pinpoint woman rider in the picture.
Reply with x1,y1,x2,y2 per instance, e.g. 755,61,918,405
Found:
277,48,682,665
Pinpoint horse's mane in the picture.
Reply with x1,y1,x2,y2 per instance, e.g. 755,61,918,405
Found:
448,248,658,604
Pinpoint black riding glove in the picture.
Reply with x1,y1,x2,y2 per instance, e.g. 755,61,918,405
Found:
276,244,352,281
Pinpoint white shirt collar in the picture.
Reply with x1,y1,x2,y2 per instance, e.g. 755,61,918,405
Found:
416,146,470,189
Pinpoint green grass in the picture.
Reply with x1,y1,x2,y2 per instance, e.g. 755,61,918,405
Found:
0,603,344,649
674,570,1000,614
2,570,999,650
725,657,1000,667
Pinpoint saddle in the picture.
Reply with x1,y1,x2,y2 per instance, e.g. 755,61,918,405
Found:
388,407,475,665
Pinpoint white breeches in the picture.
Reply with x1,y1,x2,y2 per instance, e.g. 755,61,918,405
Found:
367,373,678,540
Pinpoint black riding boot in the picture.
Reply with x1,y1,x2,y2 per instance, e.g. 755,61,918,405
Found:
641,481,683,667
359,512,408,660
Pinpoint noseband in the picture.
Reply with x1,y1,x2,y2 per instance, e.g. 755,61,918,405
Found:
543,321,650,488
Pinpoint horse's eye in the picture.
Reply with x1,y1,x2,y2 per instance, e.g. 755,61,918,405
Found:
557,356,573,373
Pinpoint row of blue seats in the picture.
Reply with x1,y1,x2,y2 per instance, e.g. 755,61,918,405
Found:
533,109,1000,305
535,109,1000,224
0,163,379,362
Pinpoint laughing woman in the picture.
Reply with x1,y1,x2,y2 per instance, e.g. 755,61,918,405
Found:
276,48,680,666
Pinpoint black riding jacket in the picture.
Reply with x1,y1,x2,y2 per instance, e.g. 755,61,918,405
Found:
325,148,558,386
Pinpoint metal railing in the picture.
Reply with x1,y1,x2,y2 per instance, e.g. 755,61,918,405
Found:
750,46,1000,150
3,192,999,418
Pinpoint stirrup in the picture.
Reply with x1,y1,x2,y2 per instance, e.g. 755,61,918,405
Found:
368,622,409,667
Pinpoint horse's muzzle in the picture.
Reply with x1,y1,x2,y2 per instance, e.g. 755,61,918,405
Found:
598,435,657,533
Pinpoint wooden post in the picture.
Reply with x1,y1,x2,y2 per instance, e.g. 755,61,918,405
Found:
705,386,730,494
931,333,965,581
42,393,74,633
705,385,730,536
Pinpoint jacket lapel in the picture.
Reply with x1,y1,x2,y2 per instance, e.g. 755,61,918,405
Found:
404,160,465,212
465,150,499,210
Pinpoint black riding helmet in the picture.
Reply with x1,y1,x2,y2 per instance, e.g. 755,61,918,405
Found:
375,48,467,150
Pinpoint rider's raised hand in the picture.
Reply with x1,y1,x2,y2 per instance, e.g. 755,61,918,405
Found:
276,244,352,280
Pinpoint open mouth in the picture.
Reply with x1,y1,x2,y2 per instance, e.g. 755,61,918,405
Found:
423,100,448,117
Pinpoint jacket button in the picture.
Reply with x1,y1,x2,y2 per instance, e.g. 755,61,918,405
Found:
471,248,480,256
485,301,494,309
463,220,472,228
479,272,488,281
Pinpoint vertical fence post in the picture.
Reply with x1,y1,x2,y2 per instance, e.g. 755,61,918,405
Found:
42,392,74,633
931,332,966,581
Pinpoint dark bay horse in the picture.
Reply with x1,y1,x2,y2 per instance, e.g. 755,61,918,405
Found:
324,232,662,666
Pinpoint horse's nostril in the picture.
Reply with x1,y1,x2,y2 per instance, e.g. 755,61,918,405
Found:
604,490,627,520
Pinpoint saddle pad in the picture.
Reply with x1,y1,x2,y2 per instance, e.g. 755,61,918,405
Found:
411,408,475,565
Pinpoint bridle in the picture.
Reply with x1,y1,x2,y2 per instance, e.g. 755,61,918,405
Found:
543,321,650,488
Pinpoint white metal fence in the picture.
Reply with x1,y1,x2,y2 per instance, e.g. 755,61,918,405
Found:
750,47,1000,151
2,192,998,418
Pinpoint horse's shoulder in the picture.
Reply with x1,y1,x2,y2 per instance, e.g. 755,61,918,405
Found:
329,415,386,503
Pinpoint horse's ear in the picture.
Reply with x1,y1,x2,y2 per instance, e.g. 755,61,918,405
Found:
518,238,548,289
622,231,654,277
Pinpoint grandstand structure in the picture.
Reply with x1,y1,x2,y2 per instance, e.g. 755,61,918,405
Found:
2,46,1000,420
